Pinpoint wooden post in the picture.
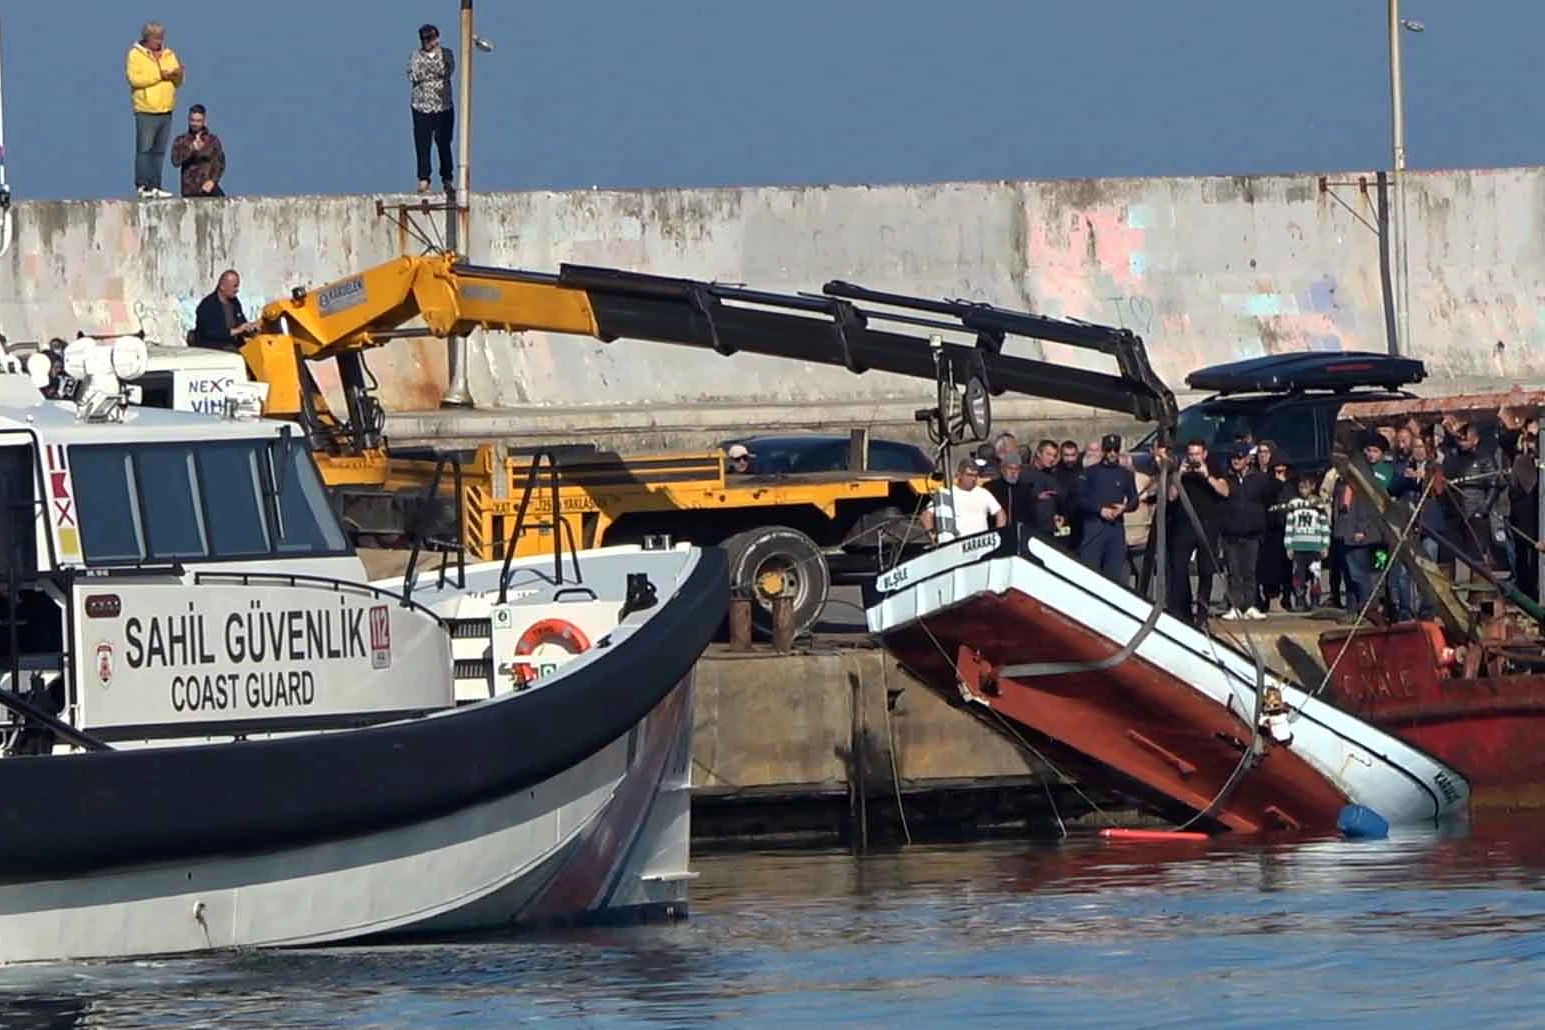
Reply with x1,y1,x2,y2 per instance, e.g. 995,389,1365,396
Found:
728,594,753,650
771,593,794,652
848,426,869,473
849,671,868,854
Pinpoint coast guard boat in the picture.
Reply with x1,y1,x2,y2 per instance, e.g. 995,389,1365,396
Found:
0,336,723,964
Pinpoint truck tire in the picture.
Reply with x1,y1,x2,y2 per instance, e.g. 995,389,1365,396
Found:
722,526,831,638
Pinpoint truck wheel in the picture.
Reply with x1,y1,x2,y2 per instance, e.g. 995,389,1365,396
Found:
722,526,831,638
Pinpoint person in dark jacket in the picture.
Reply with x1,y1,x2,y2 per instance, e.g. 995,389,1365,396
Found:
1441,421,1502,569
1253,440,1294,611
985,450,1029,525
1077,433,1139,583
1389,433,1442,619
1053,439,1084,552
1218,442,1274,620
1165,438,1229,625
191,269,260,350
1333,439,1389,615
1501,411,1540,598
1022,439,1064,538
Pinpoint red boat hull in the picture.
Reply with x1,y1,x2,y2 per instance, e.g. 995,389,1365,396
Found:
882,587,1352,834
1320,622,1545,810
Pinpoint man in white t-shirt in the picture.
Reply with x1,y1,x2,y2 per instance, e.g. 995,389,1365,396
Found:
920,457,1007,543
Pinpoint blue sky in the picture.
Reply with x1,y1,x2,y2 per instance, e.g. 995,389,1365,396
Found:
2,1,1541,200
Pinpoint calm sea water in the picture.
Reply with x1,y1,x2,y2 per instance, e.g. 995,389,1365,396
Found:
3,822,1545,1029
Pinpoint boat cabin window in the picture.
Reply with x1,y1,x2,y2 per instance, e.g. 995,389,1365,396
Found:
136,446,210,560
69,448,146,563
199,441,271,555
70,438,350,565
0,445,38,580
272,442,347,554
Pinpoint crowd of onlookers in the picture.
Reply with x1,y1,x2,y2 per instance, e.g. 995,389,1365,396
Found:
921,410,1541,628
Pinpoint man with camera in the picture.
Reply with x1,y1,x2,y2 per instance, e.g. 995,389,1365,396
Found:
1165,439,1230,625
1218,442,1274,620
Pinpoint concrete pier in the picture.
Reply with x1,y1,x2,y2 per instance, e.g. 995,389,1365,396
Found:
690,641,1134,846
6,166,1545,451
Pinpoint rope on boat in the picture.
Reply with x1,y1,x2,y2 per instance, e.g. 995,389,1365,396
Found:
877,656,913,845
999,459,1174,679
1168,633,1268,833
914,615,1111,833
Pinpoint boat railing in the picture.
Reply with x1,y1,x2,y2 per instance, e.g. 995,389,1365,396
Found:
401,450,468,598
394,445,591,608
497,448,588,606
192,570,449,629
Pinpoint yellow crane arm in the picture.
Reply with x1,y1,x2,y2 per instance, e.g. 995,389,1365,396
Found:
256,253,603,359
238,251,1176,492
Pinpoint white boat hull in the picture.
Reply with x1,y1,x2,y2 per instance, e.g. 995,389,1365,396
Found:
866,529,1471,828
0,675,694,965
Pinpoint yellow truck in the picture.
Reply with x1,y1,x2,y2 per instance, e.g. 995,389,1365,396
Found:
376,434,937,635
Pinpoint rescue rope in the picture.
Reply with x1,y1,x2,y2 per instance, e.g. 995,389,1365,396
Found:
878,656,913,845
1291,469,1437,717
999,460,1172,679
1168,633,1268,832
913,615,1111,831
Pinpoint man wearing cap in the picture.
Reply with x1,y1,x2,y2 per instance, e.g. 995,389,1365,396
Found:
725,443,754,474
408,23,456,193
1335,433,1391,614
920,458,1007,543
1218,442,1274,620
1076,434,1139,583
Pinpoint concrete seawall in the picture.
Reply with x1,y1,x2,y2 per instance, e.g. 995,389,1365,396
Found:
4,167,1543,448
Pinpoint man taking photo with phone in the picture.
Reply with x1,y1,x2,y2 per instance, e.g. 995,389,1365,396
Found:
170,104,227,198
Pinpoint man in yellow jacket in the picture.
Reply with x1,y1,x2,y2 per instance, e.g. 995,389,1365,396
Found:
125,21,184,199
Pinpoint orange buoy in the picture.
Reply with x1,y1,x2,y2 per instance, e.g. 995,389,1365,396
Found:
511,618,592,686
1099,828,1211,842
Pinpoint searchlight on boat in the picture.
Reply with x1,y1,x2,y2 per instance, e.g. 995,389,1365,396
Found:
58,335,149,422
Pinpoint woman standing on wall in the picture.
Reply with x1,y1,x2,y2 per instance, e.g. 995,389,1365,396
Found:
408,23,455,194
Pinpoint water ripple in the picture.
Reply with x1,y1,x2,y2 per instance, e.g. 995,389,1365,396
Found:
3,820,1545,1028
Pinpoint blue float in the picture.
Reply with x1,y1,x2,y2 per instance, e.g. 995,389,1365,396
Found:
1337,804,1390,840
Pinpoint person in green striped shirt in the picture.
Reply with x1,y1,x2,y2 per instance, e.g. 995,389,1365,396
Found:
1279,474,1331,610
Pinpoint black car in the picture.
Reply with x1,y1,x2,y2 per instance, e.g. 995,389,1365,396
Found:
1137,351,1426,475
720,434,936,476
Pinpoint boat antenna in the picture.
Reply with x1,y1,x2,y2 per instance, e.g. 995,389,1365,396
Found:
0,17,12,260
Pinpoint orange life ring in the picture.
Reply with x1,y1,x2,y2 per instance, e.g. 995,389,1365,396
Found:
512,618,592,686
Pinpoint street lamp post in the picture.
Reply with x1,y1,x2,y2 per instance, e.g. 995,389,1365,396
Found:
442,0,494,408
0,17,13,260
1389,2,1422,357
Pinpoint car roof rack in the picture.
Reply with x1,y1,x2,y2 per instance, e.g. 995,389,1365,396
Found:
1186,351,1426,395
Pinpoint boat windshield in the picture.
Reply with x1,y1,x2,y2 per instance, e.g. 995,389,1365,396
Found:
70,437,350,566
